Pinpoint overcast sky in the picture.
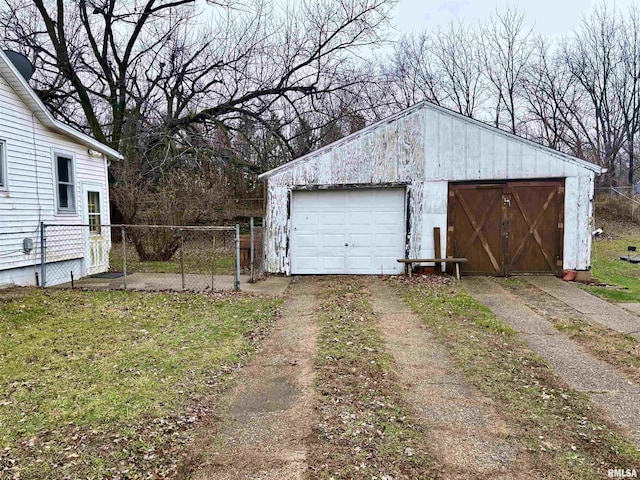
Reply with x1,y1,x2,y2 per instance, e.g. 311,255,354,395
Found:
391,0,638,38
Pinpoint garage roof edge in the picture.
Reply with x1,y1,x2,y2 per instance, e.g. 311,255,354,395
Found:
258,101,602,181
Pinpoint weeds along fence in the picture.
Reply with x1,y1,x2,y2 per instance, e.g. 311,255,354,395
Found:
40,220,265,291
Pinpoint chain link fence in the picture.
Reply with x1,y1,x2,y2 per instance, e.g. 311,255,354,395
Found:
39,222,271,291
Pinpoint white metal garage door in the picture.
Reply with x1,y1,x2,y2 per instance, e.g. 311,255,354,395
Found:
290,188,406,274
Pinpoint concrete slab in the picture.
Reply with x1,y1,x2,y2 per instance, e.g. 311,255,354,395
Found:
619,303,640,315
64,273,291,295
525,276,640,339
368,278,529,478
464,277,640,445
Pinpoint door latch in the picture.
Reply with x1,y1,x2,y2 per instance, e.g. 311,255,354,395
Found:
503,197,511,207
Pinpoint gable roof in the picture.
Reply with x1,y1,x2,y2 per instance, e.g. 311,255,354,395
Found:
0,49,123,160
258,101,602,180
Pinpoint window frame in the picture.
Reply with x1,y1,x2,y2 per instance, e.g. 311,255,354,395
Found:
53,150,77,214
0,139,7,190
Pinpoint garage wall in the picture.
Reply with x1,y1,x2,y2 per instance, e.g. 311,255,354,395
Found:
262,102,600,275
419,107,597,270
263,106,426,274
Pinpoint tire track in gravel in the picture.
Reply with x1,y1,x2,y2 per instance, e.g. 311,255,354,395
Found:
366,278,536,480
185,277,319,480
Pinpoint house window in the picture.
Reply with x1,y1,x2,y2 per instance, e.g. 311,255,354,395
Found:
87,191,101,234
0,140,6,188
55,153,75,212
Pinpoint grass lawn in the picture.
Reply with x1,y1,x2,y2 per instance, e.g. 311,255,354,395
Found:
109,241,235,275
395,277,640,479
0,288,280,479
585,235,640,302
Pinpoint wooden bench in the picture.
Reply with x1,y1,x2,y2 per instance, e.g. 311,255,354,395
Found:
396,258,468,280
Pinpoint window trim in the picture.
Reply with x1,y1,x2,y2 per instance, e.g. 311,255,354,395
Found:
87,190,102,235
53,150,77,214
0,139,7,190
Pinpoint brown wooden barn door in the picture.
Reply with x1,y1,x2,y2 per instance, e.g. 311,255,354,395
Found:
504,181,564,275
447,184,504,275
448,180,564,276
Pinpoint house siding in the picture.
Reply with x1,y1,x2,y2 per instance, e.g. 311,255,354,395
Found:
0,74,111,286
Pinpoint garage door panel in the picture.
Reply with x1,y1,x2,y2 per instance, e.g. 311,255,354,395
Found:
375,212,404,226
296,234,319,248
321,256,346,271
374,233,404,248
322,212,346,225
294,212,319,228
347,211,372,225
346,190,374,206
348,234,372,247
295,257,319,271
507,182,563,274
291,188,406,275
322,234,347,247
348,256,372,270
448,185,503,275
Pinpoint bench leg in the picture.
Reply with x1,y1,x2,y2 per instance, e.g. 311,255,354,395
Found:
455,262,460,281
408,263,412,278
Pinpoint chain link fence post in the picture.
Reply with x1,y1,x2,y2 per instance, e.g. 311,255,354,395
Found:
40,222,46,288
250,217,255,283
121,226,127,290
235,224,240,291
179,229,185,290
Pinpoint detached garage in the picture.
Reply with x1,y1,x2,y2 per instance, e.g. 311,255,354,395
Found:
259,102,602,276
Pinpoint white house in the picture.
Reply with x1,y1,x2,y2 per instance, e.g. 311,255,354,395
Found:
259,102,602,277
0,50,122,287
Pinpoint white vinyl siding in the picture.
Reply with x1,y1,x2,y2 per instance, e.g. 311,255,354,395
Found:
0,139,6,189
0,72,111,283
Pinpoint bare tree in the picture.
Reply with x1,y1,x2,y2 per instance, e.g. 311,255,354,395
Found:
480,6,533,133
618,6,640,185
521,38,580,151
382,33,443,110
562,4,627,182
430,21,485,117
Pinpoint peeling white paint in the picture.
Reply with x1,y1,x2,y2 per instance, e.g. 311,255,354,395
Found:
262,102,600,274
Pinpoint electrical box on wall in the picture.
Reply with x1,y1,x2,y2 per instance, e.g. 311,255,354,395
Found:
22,237,33,254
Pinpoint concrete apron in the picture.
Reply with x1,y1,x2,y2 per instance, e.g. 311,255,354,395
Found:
464,277,640,446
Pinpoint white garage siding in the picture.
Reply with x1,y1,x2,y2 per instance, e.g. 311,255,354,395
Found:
290,189,406,274
260,102,601,275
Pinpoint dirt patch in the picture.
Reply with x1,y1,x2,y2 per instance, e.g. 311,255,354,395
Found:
368,277,534,480
181,277,319,480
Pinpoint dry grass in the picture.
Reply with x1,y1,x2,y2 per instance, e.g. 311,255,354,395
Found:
395,276,640,479
0,288,280,479
308,277,437,479
499,278,640,385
